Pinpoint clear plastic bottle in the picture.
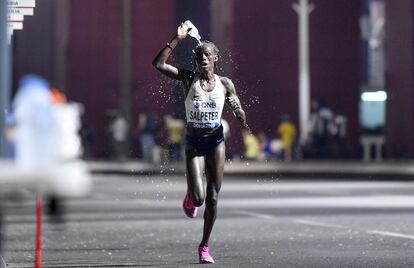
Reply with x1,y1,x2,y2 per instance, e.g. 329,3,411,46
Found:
183,20,202,44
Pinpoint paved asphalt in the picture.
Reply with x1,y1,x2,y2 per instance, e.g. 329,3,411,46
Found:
2,174,414,267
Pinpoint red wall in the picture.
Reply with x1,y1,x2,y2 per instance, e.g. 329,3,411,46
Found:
68,0,121,157
68,0,176,157
14,0,360,158
384,0,414,157
131,0,176,116
228,0,361,155
67,0,360,157
310,0,360,153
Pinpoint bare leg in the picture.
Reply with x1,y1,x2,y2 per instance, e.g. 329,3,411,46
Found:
200,142,225,246
185,146,206,207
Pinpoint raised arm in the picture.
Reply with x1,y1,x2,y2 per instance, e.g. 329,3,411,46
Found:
152,24,188,80
221,77,247,127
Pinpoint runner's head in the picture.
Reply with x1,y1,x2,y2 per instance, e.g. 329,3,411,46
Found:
193,41,219,73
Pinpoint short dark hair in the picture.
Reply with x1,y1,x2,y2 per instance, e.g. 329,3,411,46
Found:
194,41,219,57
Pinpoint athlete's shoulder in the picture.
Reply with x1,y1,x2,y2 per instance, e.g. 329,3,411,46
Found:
219,76,235,93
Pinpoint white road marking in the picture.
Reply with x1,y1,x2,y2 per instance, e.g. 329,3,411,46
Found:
292,219,348,229
236,210,414,242
367,230,414,241
234,210,278,220
219,196,414,208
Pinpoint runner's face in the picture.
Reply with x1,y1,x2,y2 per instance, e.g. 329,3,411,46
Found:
194,45,216,73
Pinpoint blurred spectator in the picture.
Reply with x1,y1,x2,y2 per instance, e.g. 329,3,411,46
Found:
50,88,83,161
303,98,334,158
13,75,54,169
137,110,160,163
302,98,321,158
257,131,271,160
4,110,16,158
269,138,284,160
164,115,185,162
242,129,260,160
80,121,96,159
277,114,297,162
51,87,67,104
331,113,349,158
108,114,129,161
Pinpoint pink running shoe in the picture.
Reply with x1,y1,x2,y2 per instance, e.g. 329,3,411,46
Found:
182,194,198,218
198,246,215,264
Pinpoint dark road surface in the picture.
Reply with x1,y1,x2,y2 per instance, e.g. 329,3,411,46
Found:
2,174,414,267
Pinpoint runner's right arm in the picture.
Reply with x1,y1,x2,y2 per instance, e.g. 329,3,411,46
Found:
152,24,191,84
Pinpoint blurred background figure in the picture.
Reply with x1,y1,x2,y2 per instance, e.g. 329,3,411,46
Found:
164,115,185,162
80,120,96,159
108,113,129,161
136,109,160,163
13,75,54,169
303,98,332,158
257,131,271,161
10,75,91,222
277,114,297,162
51,87,67,104
330,113,349,158
269,138,284,160
317,101,334,158
4,111,16,159
242,129,260,161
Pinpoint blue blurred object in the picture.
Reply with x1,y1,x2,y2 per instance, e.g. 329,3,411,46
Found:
19,74,49,91
5,110,16,126
4,110,16,159
281,114,291,122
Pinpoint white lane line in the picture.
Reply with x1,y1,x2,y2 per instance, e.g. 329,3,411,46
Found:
234,210,278,220
219,195,414,208
303,189,351,195
221,182,414,192
232,210,414,242
234,210,348,229
367,230,414,241
292,219,348,229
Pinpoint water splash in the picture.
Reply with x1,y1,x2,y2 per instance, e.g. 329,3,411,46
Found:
244,123,253,133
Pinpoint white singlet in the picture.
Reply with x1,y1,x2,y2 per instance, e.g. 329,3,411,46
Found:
185,74,225,129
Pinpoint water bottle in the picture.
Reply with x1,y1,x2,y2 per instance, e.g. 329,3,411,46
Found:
183,20,202,44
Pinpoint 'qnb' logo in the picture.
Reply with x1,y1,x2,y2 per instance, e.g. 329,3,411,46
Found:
193,101,217,109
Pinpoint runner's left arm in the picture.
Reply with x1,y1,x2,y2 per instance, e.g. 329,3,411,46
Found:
221,77,247,127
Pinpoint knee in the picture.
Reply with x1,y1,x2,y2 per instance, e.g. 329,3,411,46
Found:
192,197,204,207
205,194,218,207
190,193,205,207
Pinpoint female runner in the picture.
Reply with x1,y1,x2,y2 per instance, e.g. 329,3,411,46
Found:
152,23,247,264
